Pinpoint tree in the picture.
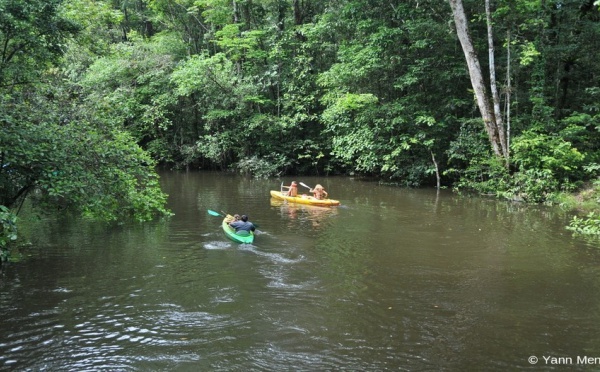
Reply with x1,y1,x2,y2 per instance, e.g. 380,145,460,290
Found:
0,0,172,257
448,0,508,161
0,85,172,222
0,0,80,88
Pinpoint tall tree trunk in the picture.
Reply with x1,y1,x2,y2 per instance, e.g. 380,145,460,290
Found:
485,0,508,162
293,0,303,25
122,6,129,41
277,0,286,31
448,0,507,159
232,0,239,23
505,30,512,162
431,150,441,190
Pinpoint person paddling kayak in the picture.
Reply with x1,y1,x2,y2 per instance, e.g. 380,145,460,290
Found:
282,181,298,197
309,184,328,200
229,215,256,233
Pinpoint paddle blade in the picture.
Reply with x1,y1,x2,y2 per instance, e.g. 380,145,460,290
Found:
207,209,222,216
299,182,312,189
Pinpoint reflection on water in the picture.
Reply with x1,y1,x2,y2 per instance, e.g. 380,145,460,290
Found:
1,172,599,371
270,198,339,230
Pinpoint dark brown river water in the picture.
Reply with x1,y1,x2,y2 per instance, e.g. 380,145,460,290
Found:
1,171,600,371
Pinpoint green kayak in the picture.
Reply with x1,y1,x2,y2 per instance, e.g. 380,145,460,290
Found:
222,216,254,244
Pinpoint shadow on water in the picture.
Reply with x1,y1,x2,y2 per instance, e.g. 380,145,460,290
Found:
1,171,600,371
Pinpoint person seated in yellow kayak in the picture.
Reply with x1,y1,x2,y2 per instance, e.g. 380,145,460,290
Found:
282,181,298,197
229,215,256,233
310,184,328,200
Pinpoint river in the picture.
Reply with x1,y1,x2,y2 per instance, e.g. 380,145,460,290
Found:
1,171,599,371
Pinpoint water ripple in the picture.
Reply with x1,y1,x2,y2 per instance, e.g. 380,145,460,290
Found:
203,241,232,250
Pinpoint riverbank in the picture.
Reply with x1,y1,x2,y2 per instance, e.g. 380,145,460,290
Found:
556,182,600,238
558,182,600,213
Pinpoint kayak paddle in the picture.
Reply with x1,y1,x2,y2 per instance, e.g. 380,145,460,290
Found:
299,182,312,190
208,209,260,228
207,209,224,217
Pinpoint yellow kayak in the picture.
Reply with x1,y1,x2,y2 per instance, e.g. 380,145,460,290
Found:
270,190,340,206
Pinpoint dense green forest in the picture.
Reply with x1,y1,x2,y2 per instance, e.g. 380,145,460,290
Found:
1,0,600,255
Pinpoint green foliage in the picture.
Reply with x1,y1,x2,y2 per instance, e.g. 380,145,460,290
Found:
2,0,600,228
194,0,232,26
146,0,211,55
449,124,585,202
0,206,17,262
79,37,180,161
559,112,600,164
451,156,511,197
506,169,560,203
171,52,244,167
444,118,492,184
61,0,124,56
215,24,266,61
519,41,541,67
0,90,173,222
314,0,469,184
0,0,168,234
323,96,448,185
321,95,379,173
234,154,289,179
0,0,80,86
567,212,600,237
63,0,123,27
171,52,235,98
321,93,378,114
194,133,235,167
511,130,585,181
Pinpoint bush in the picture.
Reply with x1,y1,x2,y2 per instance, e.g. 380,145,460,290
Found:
567,212,600,237
450,156,510,196
511,130,585,182
506,169,559,203
234,154,290,179
0,206,18,262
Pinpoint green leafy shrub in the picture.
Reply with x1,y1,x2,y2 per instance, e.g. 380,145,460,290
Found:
567,212,600,236
511,130,585,181
505,131,585,202
234,154,290,179
450,156,510,196
446,119,501,192
0,206,18,262
506,168,559,203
